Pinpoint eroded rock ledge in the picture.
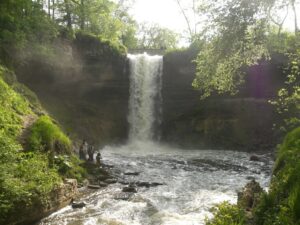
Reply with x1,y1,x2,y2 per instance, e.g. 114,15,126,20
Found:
8,179,77,225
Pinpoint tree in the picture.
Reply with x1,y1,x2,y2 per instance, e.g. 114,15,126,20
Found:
270,36,300,131
53,0,137,45
192,0,270,98
137,23,179,49
0,0,58,64
174,0,204,43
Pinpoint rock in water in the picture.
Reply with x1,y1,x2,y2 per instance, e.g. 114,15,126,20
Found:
71,201,86,209
124,171,140,176
122,186,137,193
87,184,101,189
238,179,263,210
250,155,260,161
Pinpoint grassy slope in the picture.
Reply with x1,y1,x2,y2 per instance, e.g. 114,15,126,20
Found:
0,65,85,224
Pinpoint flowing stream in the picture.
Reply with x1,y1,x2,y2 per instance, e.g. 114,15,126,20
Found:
39,53,273,225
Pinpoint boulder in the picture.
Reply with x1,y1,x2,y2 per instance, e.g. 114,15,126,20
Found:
71,201,86,209
250,155,260,161
122,186,137,193
238,179,263,210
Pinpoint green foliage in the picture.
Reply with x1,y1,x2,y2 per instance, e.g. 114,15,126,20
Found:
0,148,61,223
269,38,300,132
0,64,87,223
0,0,58,64
74,31,127,60
254,127,300,224
192,0,300,102
193,0,270,98
137,23,179,49
28,116,71,154
206,202,247,225
0,66,31,138
0,65,42,112
55,0,137,48
0,127,61,223
53,154,87,183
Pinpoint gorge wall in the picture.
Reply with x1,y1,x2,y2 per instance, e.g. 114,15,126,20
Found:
16,33,129,147
16,36,285,150
161,50,285,151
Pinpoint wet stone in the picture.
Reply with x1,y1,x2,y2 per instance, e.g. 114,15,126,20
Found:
122,186,137,193
87,185,101,189
250,155,260,162
71,201,86,209
124,171,140,176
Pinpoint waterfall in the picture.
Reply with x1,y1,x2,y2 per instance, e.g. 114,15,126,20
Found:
127,53,163,142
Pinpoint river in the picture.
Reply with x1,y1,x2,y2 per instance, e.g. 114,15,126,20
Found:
39,141,273,225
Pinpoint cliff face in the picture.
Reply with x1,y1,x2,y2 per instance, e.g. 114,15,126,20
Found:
16,40,284,150
161,50,285,151
16,35,129,147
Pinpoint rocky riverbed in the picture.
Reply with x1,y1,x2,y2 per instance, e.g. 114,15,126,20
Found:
38,142,273,225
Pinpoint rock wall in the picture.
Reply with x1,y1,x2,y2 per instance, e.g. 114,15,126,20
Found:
16,39,285,151
7,179,77,225
16,35,129,147
161,50,285,151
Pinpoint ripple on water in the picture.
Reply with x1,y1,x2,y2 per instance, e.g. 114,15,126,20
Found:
39,145,273,225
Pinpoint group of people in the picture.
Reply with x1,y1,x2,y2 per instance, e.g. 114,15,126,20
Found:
79,140,101,166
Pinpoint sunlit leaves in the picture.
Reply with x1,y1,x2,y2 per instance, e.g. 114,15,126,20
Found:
270,45,300,131
137,23,179,49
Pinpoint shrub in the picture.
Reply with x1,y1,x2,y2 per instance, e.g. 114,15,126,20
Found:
206,202,246,225
0,132,61,223
0,69,31,138
254,127,300,225
28,115,71,154
74,31,127,61
53,154,87,183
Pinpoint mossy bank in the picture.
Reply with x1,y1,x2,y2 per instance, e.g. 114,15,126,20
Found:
0,66,86,225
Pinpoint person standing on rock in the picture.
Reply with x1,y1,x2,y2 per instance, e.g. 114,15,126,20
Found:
79,141,85,160
79,140,88,160
96,152,101,166
88,145,94,161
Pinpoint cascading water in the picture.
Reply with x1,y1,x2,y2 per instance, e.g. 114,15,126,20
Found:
127,53,163,142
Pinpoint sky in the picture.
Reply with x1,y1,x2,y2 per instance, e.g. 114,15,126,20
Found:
129,0,187,33
129,0,300,34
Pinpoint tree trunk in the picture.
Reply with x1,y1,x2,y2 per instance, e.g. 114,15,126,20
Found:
64,0,72,29
48,0,51,17
52,0,55,20
80,0,85,30
175,0,194,42
290,0,299,34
